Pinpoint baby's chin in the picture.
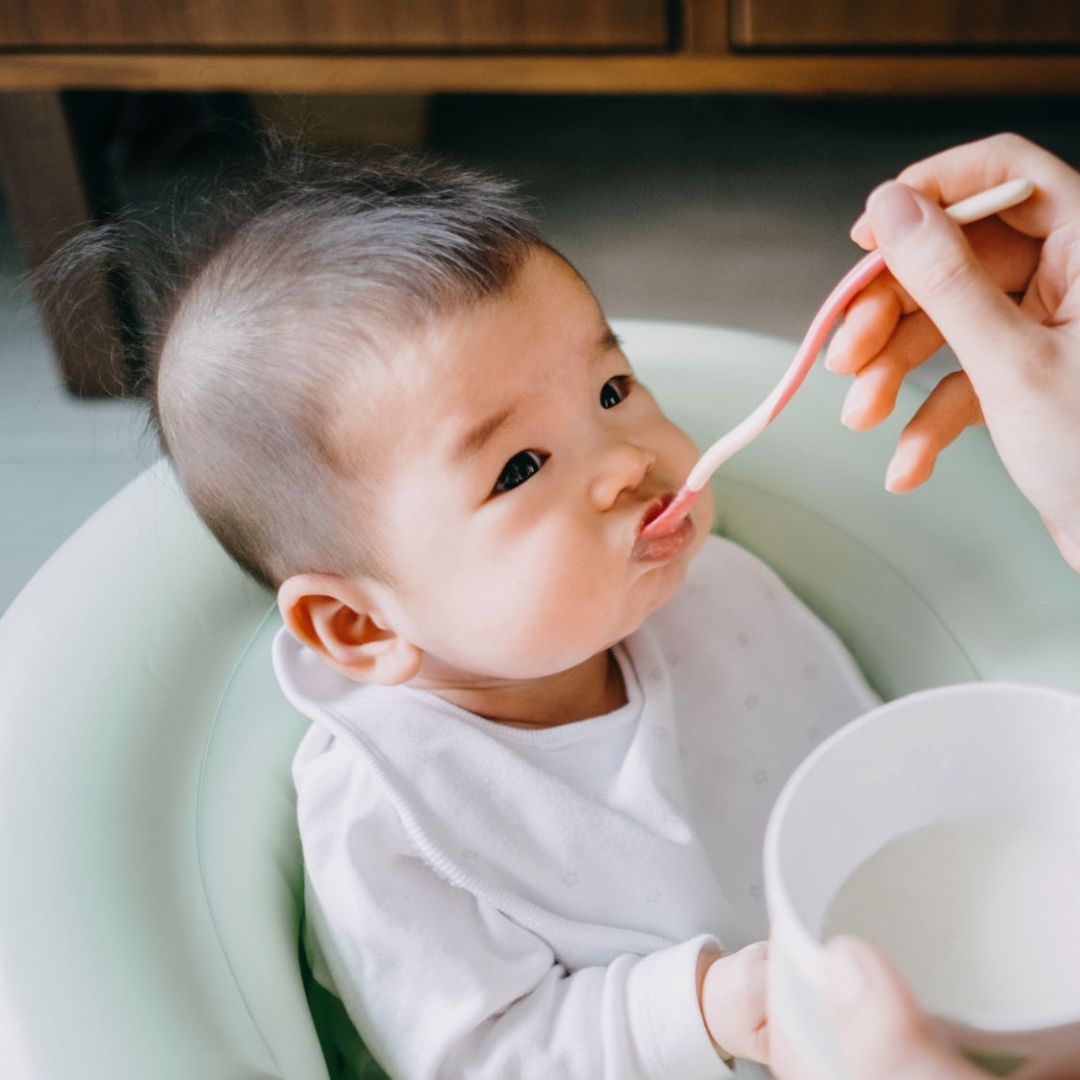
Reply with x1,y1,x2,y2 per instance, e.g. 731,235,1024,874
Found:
619,529,704,639
642,546,696,617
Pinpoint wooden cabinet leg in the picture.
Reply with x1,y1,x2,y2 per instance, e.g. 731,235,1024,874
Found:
0,90,125,397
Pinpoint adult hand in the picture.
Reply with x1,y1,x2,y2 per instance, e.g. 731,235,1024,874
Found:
825,133,1080,571
769,936,985,1080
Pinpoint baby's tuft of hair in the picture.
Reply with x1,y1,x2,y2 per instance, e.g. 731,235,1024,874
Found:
40,143,545,589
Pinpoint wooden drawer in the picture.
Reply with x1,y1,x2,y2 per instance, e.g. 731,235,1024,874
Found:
0,0,671,50
730,0,1080,49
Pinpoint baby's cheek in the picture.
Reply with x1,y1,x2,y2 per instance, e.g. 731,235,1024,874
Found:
482,563,620,677
664,415,704,469
502,588,613,676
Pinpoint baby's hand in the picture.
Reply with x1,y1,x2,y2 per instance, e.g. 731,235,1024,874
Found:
698,940,770,1065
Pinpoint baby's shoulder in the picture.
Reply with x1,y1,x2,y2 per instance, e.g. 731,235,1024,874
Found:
290,681,422,816
292,710,417,858
292,718,378,810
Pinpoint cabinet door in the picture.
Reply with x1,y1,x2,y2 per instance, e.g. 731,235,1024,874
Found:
731,0,1080,48
0,0,670,49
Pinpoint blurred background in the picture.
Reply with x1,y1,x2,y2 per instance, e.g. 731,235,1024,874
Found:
2,0,1080,612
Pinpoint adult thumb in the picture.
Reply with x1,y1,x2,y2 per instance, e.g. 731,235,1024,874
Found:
823,936,983,1080
866,182,1033,392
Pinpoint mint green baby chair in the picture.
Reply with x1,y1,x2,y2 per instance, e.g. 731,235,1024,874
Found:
1,321,1078,1080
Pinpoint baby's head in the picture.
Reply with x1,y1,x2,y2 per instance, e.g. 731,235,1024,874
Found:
152,152,537,591
129,150,711,694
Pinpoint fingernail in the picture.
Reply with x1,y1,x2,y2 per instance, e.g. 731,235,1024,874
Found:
840,378,871,427
849,212,869,241
867,182,925,245
885,446,913,491
824,328,846,372
825,937,868,1007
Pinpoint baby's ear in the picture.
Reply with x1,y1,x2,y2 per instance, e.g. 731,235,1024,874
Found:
277,573,421,685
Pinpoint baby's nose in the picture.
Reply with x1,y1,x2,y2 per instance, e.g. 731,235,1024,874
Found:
588,441,654,511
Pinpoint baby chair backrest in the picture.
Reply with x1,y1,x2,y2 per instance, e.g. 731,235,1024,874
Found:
0,458,319,1079
0,321,1076,1080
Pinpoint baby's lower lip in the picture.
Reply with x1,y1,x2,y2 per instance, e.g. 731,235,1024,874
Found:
632,510,694,563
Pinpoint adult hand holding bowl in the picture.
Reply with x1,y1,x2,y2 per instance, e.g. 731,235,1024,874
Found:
768,934,992,1080
765,682,1080,1080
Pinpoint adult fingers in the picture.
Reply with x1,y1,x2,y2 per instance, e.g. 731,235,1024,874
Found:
824,937,985,1080
865,182,1043,403
851,133,1080,248
826,277,905,376
829,216,1039,377
839,311,945,430
883,370,982,493
769,1015,833,1080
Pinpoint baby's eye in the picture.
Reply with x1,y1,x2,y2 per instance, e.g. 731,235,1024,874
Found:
600,375,632,409
492,450,548,494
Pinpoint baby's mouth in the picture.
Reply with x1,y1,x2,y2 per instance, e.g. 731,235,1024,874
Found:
640,493,675,533
640,485,701,538
640,492,693,539
633,496,694,562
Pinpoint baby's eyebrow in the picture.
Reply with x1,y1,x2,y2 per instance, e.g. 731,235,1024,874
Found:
454,404,516,464
599,326,622,353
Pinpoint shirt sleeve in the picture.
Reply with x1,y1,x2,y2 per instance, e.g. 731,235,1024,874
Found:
296,732,734,1080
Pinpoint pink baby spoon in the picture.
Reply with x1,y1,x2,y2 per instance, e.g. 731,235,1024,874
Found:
641,177,1035,539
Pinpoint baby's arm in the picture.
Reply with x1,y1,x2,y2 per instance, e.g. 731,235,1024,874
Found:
305,848,735,1080
698,942,771,1064
299,753,744,1080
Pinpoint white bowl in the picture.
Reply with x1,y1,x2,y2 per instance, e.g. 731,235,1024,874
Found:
765,682,1080,1080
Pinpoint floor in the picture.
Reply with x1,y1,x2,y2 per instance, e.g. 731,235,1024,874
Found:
3,92,1080,614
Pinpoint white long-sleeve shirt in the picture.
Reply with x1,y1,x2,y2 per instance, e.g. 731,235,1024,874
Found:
277,536,877,1080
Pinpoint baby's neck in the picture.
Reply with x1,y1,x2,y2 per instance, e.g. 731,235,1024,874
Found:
415,649,627,729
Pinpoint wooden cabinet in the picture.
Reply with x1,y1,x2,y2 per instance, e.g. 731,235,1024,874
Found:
2,0,1079,395
0,0,669,50
730,0,1080,49
0,1,1078,96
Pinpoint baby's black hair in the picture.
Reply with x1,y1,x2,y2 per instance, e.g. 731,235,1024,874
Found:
39,141,545,589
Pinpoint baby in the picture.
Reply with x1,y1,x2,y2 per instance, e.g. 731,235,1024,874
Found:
109,149,875,1079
